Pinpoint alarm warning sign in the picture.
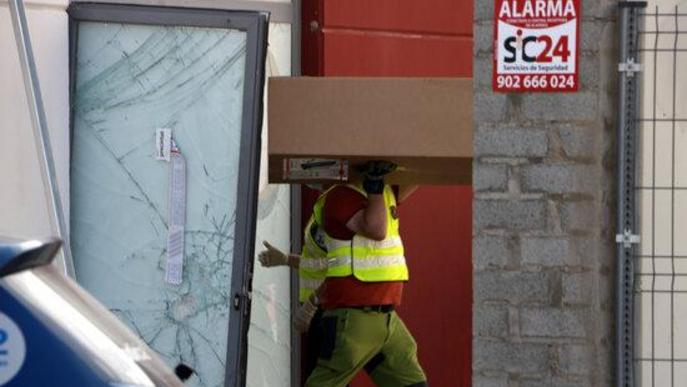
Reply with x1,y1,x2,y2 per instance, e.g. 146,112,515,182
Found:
493,0,580,92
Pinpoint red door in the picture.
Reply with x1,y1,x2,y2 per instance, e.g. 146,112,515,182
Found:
301,2,473,385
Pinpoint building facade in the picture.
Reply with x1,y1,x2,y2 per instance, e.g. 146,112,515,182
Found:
3,0,686,386
472,0,618,385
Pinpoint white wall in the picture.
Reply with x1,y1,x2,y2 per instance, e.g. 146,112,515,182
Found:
637,1,687,385
0,0,70,271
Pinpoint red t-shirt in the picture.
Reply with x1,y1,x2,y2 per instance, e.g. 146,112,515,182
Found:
320,185,404,310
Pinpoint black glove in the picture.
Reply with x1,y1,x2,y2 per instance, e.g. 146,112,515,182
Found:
355,161,397,194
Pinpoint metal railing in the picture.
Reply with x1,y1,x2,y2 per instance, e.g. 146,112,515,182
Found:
618,1,687,386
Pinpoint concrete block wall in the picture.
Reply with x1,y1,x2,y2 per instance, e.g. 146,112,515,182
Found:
472,1,619,385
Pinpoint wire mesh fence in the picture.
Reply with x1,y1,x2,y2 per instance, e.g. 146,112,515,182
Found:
633,4,687,386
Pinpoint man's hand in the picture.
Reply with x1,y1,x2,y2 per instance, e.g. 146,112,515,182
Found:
258,241,289,267
294,298,318,332
355,160,397,194
355,160,397,179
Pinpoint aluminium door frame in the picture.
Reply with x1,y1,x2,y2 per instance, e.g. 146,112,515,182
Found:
289,0,302,386
66,4,268,387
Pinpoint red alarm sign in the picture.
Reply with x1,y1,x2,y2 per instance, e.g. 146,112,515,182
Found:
493,0,580,92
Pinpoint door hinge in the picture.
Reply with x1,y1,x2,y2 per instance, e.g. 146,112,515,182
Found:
616,229,641,248
233,290,252,312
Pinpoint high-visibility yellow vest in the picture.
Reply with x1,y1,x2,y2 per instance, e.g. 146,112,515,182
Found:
298,192,329,301
324,185,409,282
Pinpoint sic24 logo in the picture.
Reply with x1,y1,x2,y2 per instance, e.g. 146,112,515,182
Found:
503,29,571,64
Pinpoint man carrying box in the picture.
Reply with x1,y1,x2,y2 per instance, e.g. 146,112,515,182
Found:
258,185,380,384
303,161,427,387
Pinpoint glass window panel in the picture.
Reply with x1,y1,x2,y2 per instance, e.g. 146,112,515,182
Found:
246,22,293,387
71,21,248,387
247,185,292,386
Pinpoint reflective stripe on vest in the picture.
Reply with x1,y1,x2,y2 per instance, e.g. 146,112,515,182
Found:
324,185,409,282
326,255,406,269
300,256,330,270
327,235,403,251
297,190,332,301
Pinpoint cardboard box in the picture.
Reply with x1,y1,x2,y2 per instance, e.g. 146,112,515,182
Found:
268,77,473,185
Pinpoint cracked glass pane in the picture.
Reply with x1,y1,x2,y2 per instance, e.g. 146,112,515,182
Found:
70,22,247,387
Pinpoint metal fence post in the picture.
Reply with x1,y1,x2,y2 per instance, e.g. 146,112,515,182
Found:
616,2,647,386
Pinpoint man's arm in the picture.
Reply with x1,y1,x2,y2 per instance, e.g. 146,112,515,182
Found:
345,193,387,241
258,241,300,268
286,254,300,269
294,280,325,332
343,161,397,241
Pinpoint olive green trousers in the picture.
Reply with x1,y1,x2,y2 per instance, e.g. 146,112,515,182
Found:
305,308,427,387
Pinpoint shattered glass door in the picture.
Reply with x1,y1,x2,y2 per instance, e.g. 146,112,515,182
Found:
69,6,267,387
